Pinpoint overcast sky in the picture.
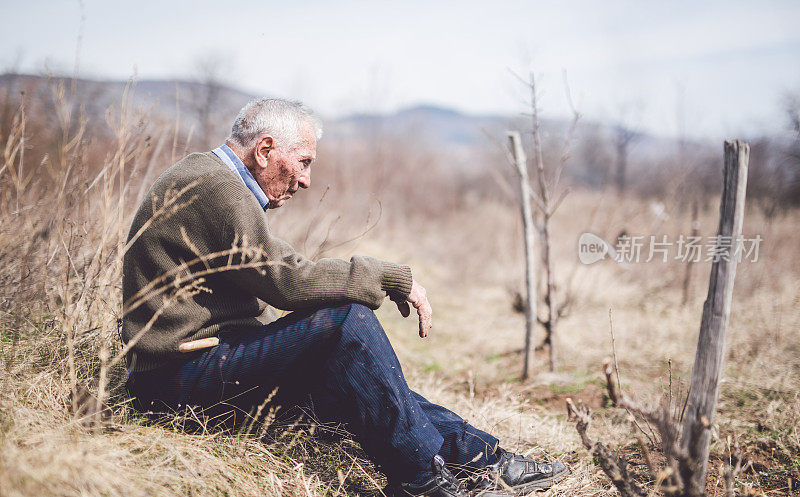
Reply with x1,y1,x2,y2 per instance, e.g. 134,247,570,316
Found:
2,0,799,140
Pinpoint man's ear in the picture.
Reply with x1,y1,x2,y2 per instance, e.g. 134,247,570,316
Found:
254,135,274,168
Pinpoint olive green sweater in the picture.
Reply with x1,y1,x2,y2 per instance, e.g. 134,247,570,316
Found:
122,152,412,372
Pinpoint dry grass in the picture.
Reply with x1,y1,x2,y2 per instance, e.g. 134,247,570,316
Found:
370,189,800,495
1,81,798,496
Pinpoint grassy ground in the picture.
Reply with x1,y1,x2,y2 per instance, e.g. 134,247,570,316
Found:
372,191,800,496
1,90,798,496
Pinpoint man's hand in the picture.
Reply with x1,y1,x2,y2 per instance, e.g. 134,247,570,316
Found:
395,279,433,338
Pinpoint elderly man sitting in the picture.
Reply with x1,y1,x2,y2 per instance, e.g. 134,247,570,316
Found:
123,98,567,497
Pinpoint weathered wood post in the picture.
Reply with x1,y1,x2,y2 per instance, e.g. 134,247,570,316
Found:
507,131,537,381
680,140,749,493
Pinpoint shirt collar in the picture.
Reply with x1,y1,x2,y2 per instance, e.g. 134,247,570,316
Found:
212,144,269,210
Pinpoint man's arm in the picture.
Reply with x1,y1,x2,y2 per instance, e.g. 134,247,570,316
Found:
222,194,409,306
221,192,432,336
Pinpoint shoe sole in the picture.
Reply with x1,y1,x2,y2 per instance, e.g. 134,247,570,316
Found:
508,466,570,494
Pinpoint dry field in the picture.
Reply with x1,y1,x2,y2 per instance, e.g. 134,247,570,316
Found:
1,85,798,497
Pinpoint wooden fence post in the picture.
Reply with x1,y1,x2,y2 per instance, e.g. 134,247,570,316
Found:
507,131,537,381
680,140,749,492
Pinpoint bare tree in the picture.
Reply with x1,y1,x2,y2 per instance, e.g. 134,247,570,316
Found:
187,54,231,149
576,123,613,188
614,125,636,195
782,93,800,206
507,71,577,374
610,101,642,196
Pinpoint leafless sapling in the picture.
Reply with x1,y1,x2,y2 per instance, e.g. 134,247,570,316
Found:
507,71,578,374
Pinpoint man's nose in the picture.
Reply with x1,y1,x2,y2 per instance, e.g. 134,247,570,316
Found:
298,168,311,189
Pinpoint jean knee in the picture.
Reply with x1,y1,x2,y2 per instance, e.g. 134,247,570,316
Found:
339,302,387,339
308,302,374,340
346,302,375,318
345,302,380,324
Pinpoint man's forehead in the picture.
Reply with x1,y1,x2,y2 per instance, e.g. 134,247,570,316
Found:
301,122,318,143
294,136,317,158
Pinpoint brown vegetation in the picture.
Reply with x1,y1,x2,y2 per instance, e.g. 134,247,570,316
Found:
1,76,798,496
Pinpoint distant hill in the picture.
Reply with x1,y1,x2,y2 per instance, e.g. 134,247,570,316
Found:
0,73,254,122
0,72,684,144
326,104,710,172
331,104,515,146
0,72,717,184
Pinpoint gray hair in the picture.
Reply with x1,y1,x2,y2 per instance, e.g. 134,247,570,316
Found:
227,98,322,150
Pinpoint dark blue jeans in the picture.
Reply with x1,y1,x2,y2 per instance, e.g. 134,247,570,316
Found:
127,303,498,482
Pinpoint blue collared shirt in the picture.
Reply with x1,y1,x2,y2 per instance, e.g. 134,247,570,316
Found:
212,144,269,210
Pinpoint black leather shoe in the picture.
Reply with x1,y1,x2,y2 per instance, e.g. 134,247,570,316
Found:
389,455,470,497
470,448,569,495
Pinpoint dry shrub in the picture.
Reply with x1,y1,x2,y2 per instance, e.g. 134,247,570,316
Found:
0,79,383,497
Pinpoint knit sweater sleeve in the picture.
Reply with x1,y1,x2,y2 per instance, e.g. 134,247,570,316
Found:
221,191,412,311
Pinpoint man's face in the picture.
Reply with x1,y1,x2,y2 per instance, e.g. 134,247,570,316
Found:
254,124,316,209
